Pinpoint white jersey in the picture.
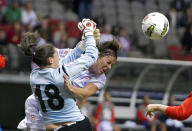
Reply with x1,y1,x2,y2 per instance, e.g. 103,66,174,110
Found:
17,95,45,131
72,70,106,91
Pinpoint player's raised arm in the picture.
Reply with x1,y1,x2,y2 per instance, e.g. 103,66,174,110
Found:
58,41,86,64
63,19,98,78
58,28,100,64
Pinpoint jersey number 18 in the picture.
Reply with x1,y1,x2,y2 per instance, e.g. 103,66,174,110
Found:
35,84,64,112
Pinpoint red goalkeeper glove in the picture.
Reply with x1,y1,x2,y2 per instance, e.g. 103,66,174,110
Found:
78,19,96,36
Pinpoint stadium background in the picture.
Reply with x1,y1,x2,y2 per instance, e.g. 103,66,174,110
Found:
0,0,192,130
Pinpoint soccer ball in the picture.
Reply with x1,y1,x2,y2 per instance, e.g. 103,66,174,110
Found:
142,12,169,40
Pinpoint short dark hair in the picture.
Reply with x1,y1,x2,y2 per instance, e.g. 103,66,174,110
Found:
18,32,55,67
97,38,120,58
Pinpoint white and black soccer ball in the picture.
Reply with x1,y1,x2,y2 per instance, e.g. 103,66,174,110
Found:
142,12,169,40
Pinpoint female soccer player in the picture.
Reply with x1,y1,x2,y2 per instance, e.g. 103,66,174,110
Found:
63,39,119,99
19,19,98,131
146,92,192,121
18,39,120,131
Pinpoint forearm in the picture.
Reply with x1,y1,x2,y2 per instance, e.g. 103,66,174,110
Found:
153,104,168,114
166,94,192,120
59,45,84,64
67,85,90,99
46,124,61,131
64,36,98,78
146,104,168,118
66,83,98,99
84,36,98,66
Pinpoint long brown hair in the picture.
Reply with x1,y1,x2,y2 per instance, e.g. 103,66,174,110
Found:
18,32,55,67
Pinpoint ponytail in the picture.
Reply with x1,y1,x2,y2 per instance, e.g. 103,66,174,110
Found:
19,32,55,67
18,32,37,57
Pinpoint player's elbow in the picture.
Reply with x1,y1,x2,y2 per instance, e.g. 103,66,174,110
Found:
177,113,191,121
76,94,89,99
77,90,91,99
174,109,191,121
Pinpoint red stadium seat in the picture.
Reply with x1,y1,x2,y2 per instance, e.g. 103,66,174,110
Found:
50,19,61,34
66,21,81,38
3,24,12,34
168,45,184,60
184,54,192,61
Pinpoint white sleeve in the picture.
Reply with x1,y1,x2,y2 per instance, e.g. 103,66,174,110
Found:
64,36,98,78
25,95,46,130
59,41,86,64
88,74,106,90
17,117,27,130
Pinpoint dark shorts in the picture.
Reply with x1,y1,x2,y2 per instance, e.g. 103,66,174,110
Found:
142,121,151,130
55,117,93,131
157,112,168,122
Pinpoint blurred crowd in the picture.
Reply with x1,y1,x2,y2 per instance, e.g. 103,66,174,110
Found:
0,0,129,72
0,0,191,72
0,0,80,72
77,91,183,131
165,0,192,61
78,91,121,131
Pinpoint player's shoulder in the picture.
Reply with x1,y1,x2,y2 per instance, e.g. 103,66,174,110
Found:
32,67,60,79
30,67,41,80
28,94,35,100
31,67,40,74
99,73,106,79
88,73,106,88
25,94,36,106
84,70,106,83
96,73,106,82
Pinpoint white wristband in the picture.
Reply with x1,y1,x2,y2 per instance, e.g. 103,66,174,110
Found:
84,31,93,36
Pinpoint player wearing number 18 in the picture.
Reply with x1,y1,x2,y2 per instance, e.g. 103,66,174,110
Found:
19,19,98,131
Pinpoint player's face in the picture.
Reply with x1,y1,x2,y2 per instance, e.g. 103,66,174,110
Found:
95,56,116,75
51,48,60,68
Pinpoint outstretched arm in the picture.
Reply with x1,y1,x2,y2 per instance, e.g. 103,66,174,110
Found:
58,28,100,64
146,92,192,121
63,19,98,78
58,41,85,64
